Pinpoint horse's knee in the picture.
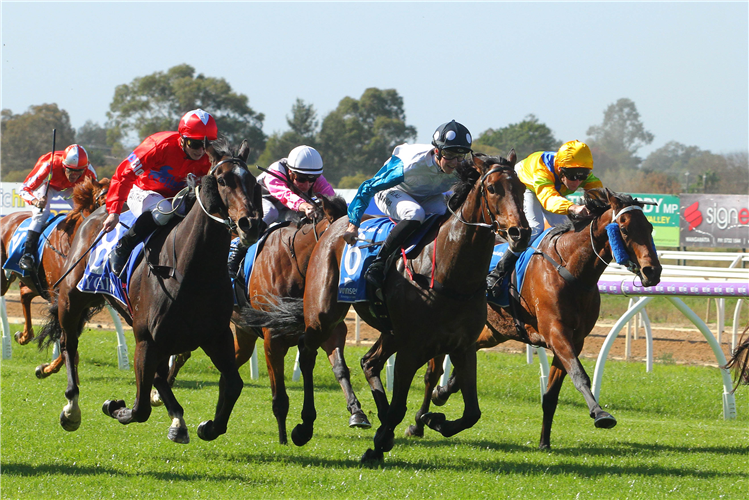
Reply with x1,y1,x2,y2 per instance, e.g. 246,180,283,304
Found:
463,410,481,429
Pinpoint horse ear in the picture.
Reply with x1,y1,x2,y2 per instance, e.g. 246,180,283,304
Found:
507,149,517,165
238,140,250,163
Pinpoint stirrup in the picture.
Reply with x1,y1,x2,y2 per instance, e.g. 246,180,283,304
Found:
18,254,36,272
364,261,385,289
109,249,129,278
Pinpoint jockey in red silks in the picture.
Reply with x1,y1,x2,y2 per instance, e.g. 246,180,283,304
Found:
102,109,218,276
18,145,98,271
227,145,336,277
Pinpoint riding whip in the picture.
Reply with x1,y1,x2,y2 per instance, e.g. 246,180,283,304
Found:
52,228,107,288
41,129,56,209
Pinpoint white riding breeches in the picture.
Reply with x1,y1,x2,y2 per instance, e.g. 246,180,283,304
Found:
127,185,187,226
373,188,448,223
522,187,570,242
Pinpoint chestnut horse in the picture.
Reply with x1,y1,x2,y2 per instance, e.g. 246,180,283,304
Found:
36,138,263,443
0,176,109,349
165,194,372,444
725,325,749,391
244,153,530,461
416,188,662,449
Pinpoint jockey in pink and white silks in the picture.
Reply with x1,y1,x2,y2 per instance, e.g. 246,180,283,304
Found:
341,120,474,290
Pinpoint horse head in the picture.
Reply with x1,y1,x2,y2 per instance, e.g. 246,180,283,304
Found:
470,151,530,253
205,138,265,247
585,188,662,287
315,194,348,224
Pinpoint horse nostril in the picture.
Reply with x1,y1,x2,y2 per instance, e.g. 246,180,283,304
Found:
237,217,252,233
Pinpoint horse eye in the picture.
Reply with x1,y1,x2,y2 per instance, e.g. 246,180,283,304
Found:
217,177,227,187
487,185,496,194
620,226,629,237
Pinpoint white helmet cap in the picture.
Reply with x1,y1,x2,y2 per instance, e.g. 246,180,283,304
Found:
287,146,323,175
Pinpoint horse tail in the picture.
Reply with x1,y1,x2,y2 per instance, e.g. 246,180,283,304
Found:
724,325,749,393
35,299,105,351
240,295,304,337
36,300,62,351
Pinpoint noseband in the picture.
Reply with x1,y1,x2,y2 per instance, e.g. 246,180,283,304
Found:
590,204,645,274
196,157,252,230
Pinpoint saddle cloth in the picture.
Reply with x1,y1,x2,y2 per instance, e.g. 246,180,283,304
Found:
3,214,67,277
337,214,441,303
486,228,553,307
76,211,146,308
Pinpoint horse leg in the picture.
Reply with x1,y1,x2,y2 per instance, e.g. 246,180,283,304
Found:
103,338,156,426
539,359,566,450
56,290,90,432
405,355,445,438
324,322,371,429
35,350,76,379
152,360,189,444
264,329,291,445
360,333,399,424
421,347,481,438
234,324,258,369
361,351,420,463
197,327,243,441
14,284,36,345
151,351,191,407
290,335,318,446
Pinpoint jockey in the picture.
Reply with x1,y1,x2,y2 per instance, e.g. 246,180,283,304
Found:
341,120,473,291
486,139,603,298
227,145,335,277
102,109,218,277
18,144,98,272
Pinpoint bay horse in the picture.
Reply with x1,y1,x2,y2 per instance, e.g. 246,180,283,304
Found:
164,194,372,444
725,325,749,391
244,152,530,461
414,188,662,449
0,176,110,350
36,138,263,443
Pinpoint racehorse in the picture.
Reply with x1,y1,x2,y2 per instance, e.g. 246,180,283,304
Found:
245,152,530,461
0,176,110,351
725,325,749,390
36,138,263,443
164,194,372,444
413,188,662,449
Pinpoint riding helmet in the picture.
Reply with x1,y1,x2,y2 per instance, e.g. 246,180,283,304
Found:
62,144,90,170
432,120,472,154
179,109,218,142
287,145,324,176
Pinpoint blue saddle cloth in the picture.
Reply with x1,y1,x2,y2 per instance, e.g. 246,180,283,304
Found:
486,228,553,306
3,214,67,278
76,211,145,309
337,215,440,303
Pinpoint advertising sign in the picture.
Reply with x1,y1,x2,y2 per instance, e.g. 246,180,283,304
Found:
1,182,74,216
680,194,749,248
568,192,681,247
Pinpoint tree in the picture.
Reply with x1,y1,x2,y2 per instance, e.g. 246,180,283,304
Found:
317,88,417,185
641,141,703,173
586,98,654,173
473,114,561,160
256,99,319,168
107,64,266,162
1,104,77,182
75,120,122,178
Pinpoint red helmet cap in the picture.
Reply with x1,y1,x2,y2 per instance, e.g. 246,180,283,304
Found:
62,144,90,170
178,109,218,141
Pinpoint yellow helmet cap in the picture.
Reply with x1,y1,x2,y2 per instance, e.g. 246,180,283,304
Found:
555,140,594,171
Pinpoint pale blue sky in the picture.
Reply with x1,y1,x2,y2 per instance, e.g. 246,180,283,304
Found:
2,1,747,158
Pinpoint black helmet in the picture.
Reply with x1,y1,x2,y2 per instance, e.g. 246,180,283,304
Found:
432,120,472,154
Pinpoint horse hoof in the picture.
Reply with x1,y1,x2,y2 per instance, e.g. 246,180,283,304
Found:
420,412,446,431
349,411,371,429
14,331,32,345
35,364,50,379
59,410,81,432
538,443,551,450
168,426,190,444
360,448,384,463
431,387,447,406
291,424,313,447
150,389,164,407
102,399,126,418
594,413,617,429
404,424,423,438
197,420,220,441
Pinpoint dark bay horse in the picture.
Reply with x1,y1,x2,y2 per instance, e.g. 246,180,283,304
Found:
416,188,662,449
725,325,749,391
0,176,110,350
246,152,530,461
37,138,263,443
165,194,372,444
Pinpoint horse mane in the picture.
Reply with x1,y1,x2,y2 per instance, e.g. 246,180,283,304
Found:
58,177,110,232
550,188,640,236
208,136,239,162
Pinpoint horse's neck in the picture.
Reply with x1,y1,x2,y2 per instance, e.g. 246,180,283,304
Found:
553,214,613,284
172,197,231,270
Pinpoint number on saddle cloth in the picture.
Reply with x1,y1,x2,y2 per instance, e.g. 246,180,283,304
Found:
2,214,66,276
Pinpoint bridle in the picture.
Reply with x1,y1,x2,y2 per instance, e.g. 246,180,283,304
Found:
590,204,645,274
194,157,252,231
447,163,515,238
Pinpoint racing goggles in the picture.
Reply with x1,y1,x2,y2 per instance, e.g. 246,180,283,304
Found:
560,168,590,182
294,174,320,184
185,138,209,150
440,151,467,161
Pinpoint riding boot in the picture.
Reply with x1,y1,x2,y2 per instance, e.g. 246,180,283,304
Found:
228,237,248,279
109,212,160,277
364,219,421,290
18,230,42,272
486,249,521,300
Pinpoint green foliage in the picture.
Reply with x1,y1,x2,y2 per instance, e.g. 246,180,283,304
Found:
586,98,654,173
255,99,319,168
107,64,266,162
1,328,746,499
1,104,76,180
317,88,417,185
474,114,561,161
337,172,370,189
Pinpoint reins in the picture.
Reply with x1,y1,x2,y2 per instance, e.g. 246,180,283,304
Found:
446,164,513,235
590,205,644,269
